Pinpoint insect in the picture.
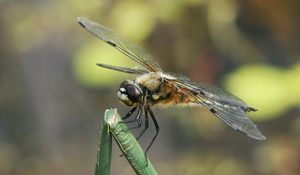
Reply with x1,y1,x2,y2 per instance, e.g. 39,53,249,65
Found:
77,17,266,153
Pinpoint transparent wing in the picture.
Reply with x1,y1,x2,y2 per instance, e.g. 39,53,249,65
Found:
77,17,162,72
176,79,257,111
169,78,266,140
204,101,265,140
96,63,149,75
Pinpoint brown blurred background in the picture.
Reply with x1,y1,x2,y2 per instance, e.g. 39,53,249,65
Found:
1,0,300,175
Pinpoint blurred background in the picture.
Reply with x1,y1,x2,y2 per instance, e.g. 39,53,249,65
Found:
1,0,300,174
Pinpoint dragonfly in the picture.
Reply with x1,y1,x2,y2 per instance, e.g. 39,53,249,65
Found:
77,17,266,153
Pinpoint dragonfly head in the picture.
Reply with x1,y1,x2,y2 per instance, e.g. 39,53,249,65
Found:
117,80,143,106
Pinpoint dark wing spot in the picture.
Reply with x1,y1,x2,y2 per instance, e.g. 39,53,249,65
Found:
248,107,258,112
210,108,217,114
78,21,86,28
199,91,205,95
107,41,117,47
191,91,199,96
242,106,258,112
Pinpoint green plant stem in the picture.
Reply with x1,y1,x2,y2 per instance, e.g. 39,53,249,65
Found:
104,108,158,175
95,115,112,175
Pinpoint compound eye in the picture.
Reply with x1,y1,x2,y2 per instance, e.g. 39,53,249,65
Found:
120,81,129,89
126,85,141,99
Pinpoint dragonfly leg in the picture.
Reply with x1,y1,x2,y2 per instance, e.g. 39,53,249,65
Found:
144,108,160,154
136,108,149,141
122,106,137,120
124,106,143,129
128,111,143,129
119,106,141,132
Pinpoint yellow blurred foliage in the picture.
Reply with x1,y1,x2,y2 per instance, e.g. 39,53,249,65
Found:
225,63,300,121
73,40,138,87
110,1,155,41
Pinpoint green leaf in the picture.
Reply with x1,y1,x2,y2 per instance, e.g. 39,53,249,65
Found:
95,117,112,175
104,108,158,175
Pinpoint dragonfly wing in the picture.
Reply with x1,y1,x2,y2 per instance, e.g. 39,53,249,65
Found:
175,79,257,111
77,17,162,72
168,78,266,140
202,100,266,140
97,63,149,75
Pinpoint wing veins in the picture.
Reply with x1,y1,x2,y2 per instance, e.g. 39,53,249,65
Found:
96,63,149,74
77,17,161,72
113,42,156,72
166,79,265,140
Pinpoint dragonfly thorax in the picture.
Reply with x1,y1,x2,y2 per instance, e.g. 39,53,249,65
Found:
117,80,143,106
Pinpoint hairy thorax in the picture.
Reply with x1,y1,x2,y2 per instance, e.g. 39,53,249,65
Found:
136,72,197,107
